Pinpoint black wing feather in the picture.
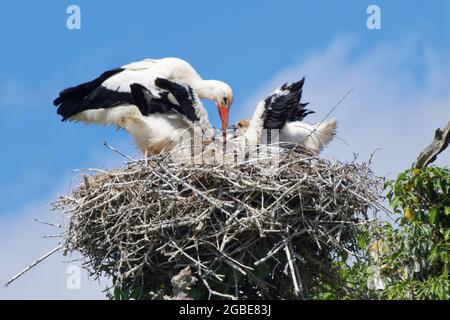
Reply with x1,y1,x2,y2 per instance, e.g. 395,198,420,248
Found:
286,78,315,122
263,78,314,129
263,90,300,129
130,83,157,115
154,78,199,122
53,67,130,121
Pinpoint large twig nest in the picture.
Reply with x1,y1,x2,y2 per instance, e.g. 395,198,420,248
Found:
52,148,383,299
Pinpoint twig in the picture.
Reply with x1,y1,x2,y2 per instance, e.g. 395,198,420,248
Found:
103,141,135,161
4,245,62,287
284,239,303,299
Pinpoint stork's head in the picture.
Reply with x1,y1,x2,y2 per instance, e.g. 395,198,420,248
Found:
228,119,250,139
199,80,234,136
235,119,250,133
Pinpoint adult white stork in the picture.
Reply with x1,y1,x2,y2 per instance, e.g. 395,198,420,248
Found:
113,77,215,155
53,57,233,135
234,78,337,154
57,75,216,156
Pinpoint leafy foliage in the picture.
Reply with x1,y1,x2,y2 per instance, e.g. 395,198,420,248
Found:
312,166,450,300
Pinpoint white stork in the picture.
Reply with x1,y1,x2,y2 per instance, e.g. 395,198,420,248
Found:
234,78,337,154
53,57,233,136
57,74,215,155
116,78,215,155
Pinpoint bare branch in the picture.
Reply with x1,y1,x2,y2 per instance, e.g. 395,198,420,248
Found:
4,245,62,287
415,120,450,169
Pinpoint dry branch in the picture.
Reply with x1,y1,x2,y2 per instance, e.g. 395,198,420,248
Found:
415,120,450,169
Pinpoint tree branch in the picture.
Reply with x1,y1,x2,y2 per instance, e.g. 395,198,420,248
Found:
415,120,450,169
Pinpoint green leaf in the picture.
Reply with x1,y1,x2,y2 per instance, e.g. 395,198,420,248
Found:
444,206,450,216
357,231,369,249
428,207,438,225
390,197,401,210
435,179,443,192
444,229,450,241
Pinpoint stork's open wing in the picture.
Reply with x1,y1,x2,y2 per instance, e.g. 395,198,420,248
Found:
284,78,314,122
153,78,200,123
53,62,163,121
262,78,310,129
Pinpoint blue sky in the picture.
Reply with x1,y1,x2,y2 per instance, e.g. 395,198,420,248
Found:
1,1,449,298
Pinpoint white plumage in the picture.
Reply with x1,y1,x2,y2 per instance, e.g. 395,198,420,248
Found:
116,81,215,155
279,119,338,153
53,58,232,154
235,79,337,154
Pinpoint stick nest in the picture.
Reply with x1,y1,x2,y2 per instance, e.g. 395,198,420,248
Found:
52,149,383,299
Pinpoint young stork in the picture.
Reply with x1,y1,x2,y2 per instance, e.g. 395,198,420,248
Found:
53,57,233,136
235,78,337,154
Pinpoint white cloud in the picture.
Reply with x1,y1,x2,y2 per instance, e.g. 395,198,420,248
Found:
0,200,110,299
239,38,450,178
0,140,135,300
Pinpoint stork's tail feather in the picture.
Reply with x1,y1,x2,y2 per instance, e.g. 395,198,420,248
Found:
55,100,79,121
306,118,337,153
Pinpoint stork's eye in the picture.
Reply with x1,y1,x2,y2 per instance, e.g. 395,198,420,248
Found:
223,97,228,105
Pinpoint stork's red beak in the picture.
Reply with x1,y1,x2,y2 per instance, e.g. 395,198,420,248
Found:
217,104,229,139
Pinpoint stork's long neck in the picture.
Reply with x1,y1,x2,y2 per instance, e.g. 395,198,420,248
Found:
243,99,267,144
188,82,215,137
191,79,218,101
195,104,214,134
